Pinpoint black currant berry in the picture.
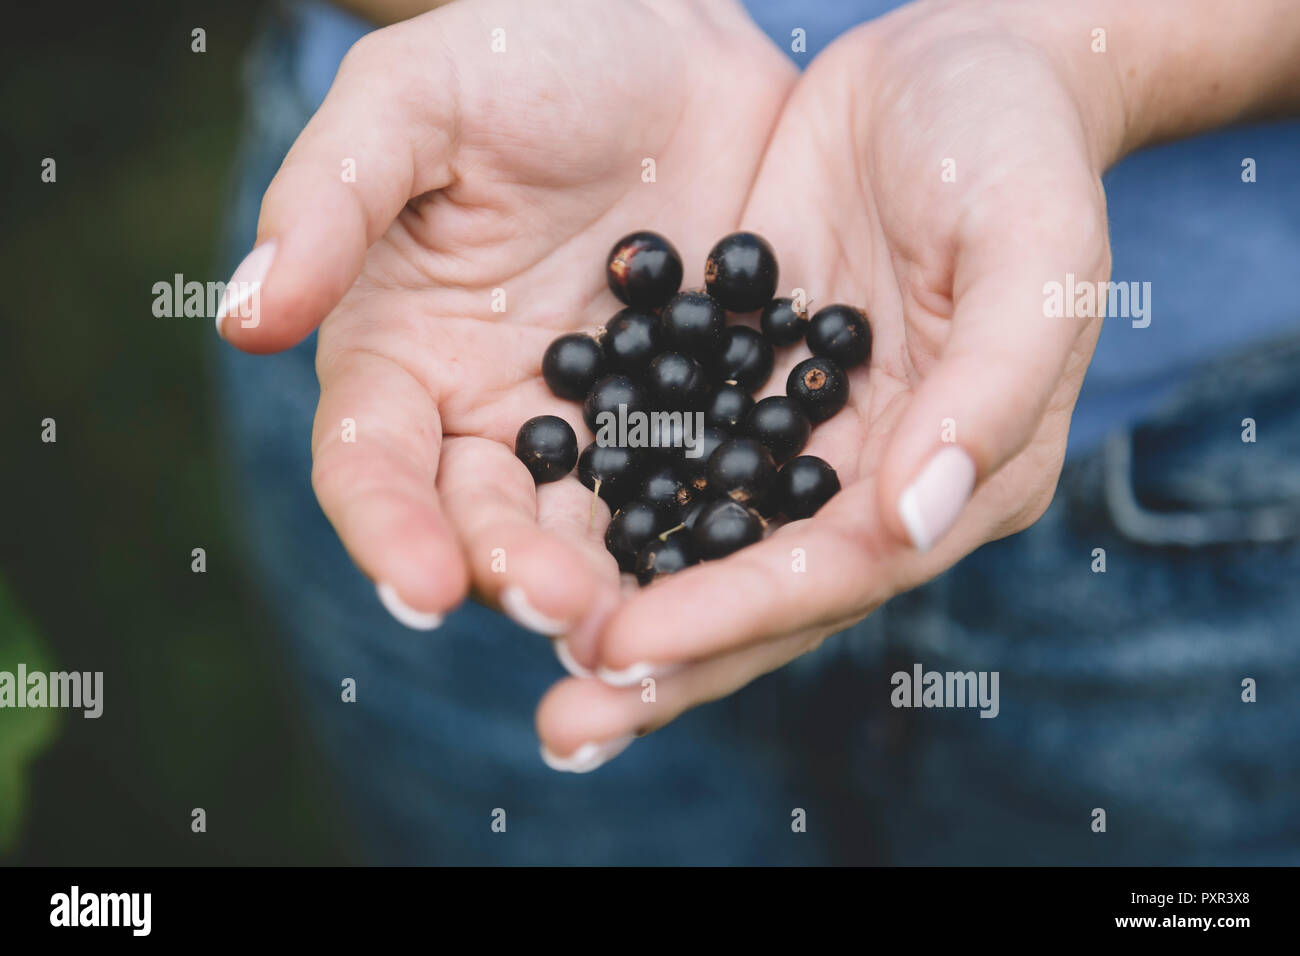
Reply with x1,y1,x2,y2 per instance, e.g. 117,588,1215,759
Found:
647,413,686,464
707,437,777,508
717,325,774,392
541,333,604,400
602,308,662,374
605,500,669,573
514,415,578,483
583,374,648,433
807,304,872,369
744,396,811,464
606,231,683,309
754,489,783,521
578,442,643,507
776,455,841,520
635,530,698,585
759,298,808,346
704,232,779,312
693,499,764,560
704,382,754,431
678,425,730,495
680,496,710,531
787,356,849,423
661,290,727,359
640,464,693,516
647,352,709,410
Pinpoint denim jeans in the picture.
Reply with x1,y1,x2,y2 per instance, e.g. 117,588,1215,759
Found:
213,11,1300,865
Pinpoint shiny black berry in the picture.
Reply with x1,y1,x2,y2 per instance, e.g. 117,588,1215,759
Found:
704,232,779,312
661,290,727,359
776,455,841,520
640,464,693,516
704,382,754,431
680,496,710,531
583,374,648,433
693,499,764,560
707,437,777,508
514,415,578,483
717,325,774,392
606,231,683,309
744,396,810,464
602,308,662,374
542,333,604,400
646,413,686,464
759,298,808,346
578,442,643,507
807,304,872,369
647,352,708,410
605,500,669,573
635,530,698,585
678,425,731,495
787,356,849,423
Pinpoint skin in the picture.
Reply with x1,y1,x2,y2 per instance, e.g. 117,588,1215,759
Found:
223,0,1300,766
336,0,454,24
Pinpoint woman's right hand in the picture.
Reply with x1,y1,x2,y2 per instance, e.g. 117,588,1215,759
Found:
218,0,797,635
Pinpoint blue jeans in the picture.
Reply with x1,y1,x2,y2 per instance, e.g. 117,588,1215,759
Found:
213,12,1300,865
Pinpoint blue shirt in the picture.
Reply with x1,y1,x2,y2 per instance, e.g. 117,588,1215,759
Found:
287,0,1300,457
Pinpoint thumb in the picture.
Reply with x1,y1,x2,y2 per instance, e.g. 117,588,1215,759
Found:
877,193,1109,552
216,26,458,352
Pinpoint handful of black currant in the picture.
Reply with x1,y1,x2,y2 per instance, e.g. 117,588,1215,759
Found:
514,230,871,586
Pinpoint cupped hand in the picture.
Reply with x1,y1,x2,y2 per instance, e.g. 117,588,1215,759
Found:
537,1,1119,767
220,0,797,626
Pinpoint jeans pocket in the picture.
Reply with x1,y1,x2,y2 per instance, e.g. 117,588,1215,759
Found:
1101,330,1300,547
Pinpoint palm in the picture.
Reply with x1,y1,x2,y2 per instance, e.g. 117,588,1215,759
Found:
307,0,796,612
729,15,1112,593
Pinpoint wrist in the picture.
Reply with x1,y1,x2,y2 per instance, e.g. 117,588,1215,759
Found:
1020,0,1300,167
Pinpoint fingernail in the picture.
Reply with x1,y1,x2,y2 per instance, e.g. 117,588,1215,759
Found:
554,638,594,679
539,734,634,773
501,585,568,636
376,581,443,631
897,445,977,552
215,241,276,337
597,661,675,688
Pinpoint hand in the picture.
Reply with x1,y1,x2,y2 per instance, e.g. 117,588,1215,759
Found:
219,0,796,626
536,1,1119,767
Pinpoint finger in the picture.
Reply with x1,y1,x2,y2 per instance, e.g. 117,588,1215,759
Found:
217,23,458,350
311,349,468,627
877,184,1110,552
437,434,624,666
536,629,822,772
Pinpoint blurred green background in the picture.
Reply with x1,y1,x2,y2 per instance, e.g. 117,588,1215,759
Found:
1,1,352,863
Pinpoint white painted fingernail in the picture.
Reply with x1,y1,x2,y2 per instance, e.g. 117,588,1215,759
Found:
597,661,665,687
540,734,634,773
215,241,276,337
376,581,443,631
501,585,568,636
554,638,593,679
897,445,977,552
